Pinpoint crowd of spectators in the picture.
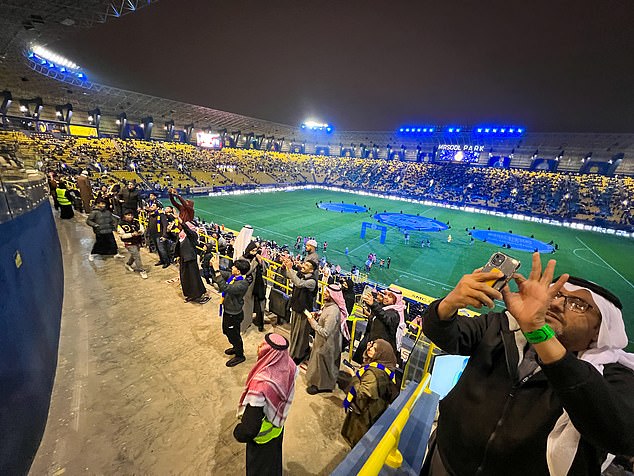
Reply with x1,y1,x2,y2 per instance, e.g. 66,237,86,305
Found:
1,131,632,230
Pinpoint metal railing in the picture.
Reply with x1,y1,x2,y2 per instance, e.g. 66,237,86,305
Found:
357,373,433,475
0,168,49,224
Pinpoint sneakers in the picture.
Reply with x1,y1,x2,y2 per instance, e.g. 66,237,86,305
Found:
195,296,210,304
162,263,170,268
224,347,236,355
88,254,95,262
114,253,125,259
226,356,246,367
139,270,148,279
125,264,134,272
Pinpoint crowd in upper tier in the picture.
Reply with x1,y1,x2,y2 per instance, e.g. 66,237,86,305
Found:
1,130,632,230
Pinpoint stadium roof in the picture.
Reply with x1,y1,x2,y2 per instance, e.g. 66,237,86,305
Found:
0,0,298,136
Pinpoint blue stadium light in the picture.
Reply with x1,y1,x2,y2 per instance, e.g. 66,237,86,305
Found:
448,128,454,133
405,128,410,132
509,128,514,133
423,128,428,132
518,128,524,134
456,128,461,133
416,128,422,132
399,128,404,132
477,128,483,133
492,128,498,133
500,128,506,133
484,128,490,133
301,119,332,133
430,128,435,132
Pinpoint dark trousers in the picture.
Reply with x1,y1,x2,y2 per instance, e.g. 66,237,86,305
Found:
150,235,170,264
246,431,283,476
252,299,265,328
222,311,244,357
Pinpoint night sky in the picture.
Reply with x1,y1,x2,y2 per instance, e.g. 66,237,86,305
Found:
54,0,634,132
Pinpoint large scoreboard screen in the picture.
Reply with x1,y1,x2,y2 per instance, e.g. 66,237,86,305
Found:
436,144,484,163
196,132,222,149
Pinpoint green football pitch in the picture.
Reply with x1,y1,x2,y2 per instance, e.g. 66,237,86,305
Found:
187,189,634,347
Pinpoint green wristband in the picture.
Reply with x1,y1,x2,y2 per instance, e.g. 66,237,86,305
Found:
523,324,556,344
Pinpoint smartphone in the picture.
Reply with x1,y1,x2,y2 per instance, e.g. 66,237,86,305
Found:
481,252,521,291
342,359,355,370
303,309,313,319
361,285,374,300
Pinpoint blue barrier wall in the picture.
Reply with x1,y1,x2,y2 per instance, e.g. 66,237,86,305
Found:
0,202,63,474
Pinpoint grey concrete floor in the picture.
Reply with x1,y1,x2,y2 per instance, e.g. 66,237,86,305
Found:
30,214,349,475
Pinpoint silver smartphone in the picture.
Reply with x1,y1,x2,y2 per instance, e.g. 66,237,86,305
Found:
481,252,521,291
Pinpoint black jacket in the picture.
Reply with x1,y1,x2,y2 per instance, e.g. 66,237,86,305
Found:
118,188,140,213
118,219,144,246
422,299,634,476
367,302,399,353
174,225,199,263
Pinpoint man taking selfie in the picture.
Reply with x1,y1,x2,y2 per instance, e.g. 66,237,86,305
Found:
421,253,634,476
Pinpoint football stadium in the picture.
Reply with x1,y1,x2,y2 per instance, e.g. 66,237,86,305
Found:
1,1,634,475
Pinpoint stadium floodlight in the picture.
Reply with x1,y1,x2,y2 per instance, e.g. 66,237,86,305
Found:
31,45,79,70
1,90,12,113
55,103,73,124
88,108,101,128
1,90,11,126
302,120,329,129
19,97,43,118
301,120,333,134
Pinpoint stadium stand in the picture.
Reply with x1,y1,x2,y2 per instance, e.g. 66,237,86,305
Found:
1,131,631,230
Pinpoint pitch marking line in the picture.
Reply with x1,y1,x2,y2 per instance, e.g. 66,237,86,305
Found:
572,248,609,269
350,236,380,253
196,209,295,241
575,237,633,289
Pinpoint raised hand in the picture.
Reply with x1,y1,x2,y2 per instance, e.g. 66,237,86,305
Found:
437,269,505,320
211,253,220,271
501,252,568,332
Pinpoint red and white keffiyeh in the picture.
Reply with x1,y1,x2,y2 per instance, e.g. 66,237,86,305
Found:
238,333,298,427
327,283,350,340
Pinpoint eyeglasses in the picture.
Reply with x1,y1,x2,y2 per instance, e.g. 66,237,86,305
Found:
554,292,593,313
